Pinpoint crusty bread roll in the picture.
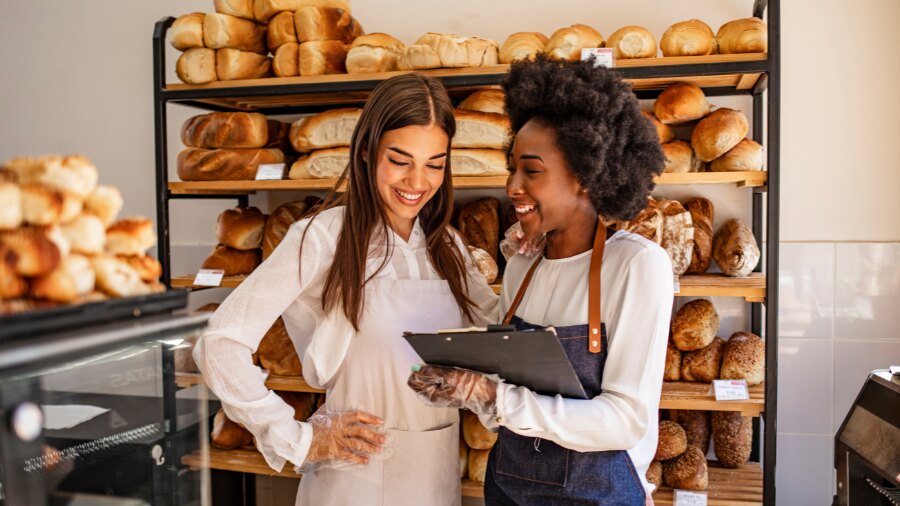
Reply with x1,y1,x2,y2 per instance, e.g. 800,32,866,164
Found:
717,18,767,54
663,445,708,490
398,45,441,70
91,254,152,297
682,336,726,382
459,197,499,260
31,254,95,303
616,197,663,244
298,40,348,76
660,20,716,57
345,33,403,73
121,255,163,283
0,182,23,230
468,449,489,484
106,218,156,256
452,110,510,149
464,37,500,67
182,112,270,149
215,0,255,20
720,331,765,386
204,13,266,54
176,48,218,84
684,197,714,274
61,214,106,255
5,155,98,200
606,26,657,59
216,48,272,81
662,141,701,173
169,13,205,51
177,148,285,181
415,33,467,68
712,412,752,468
290,108,360,153
462,411,497,450
545,24,604,61
641,111,675,144
654,82,710,125
263,201,308,259
691,108,749,162
0,228,61,277
713,219,759,277
671,410,711,455
273,42,300,77
659,198,694,276
43,225,71,258
664,339,682,381
258,317,302,376
499,32,547,64
656,420,688,460
20,184,65,226
467,246,498,284
672,299,719,351
216,206,267,251
294,6,362,43
252,0,350,23
201,244,261,276
289,148,350,179
0,244,27,299
267,11,297,50
84,185,123,226
647,461,663,489
711,138,764,172
459,439,469,478
211,408,254,450
459,90,505,115
450,149,507,177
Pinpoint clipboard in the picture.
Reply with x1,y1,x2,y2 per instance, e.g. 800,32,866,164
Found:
404,324,588,399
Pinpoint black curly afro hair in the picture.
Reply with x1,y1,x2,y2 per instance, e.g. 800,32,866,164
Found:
502,54,665,221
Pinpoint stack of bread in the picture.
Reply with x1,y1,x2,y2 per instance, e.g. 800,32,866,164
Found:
202,206,266,276
452,90,510,178
288,108,358,179
399,33,499,71
651,419,708,491
660,18,767,57
0,155,163,313
269,4,364,77
460,411,495,484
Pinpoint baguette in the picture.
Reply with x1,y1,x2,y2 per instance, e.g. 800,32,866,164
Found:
499,32,547,64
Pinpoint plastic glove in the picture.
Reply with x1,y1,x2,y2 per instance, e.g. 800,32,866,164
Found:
299,406,388,472
500,221,546,260
407,364,499,416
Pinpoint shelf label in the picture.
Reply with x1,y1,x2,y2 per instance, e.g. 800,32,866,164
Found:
194,269,225,287
674,489,708,506
713,379,750,401
581,48,615,68
256,163,285,180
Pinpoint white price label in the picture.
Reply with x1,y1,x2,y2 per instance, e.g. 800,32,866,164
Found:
581,48,615,68
194,269,225,287
674,489,708,506
255,163,285,180
713,379,750,401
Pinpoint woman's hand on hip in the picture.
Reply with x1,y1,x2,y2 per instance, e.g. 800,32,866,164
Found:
302,407,387,470
407,364,499,416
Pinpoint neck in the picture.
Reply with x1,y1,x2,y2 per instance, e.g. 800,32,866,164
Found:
388,215,415,242
544,212,598,259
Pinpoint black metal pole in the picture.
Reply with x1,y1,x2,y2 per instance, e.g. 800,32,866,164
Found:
153,18,175,287
751,92,764,336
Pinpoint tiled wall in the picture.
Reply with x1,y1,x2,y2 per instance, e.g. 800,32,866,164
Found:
776,241,900,505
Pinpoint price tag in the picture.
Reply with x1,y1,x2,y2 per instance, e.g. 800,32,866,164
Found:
255,163,285,180
713,379,750,401
193,269,225,287
674,489,708,506
581,48,615,68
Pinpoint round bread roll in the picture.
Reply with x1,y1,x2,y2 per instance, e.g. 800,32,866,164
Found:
398,44,441,70
717,18,767,54
710,138,764,172
258,317,302,376
720,331,765,386
31,254,95,303
713,219,760,277
684,197,714,274
91,254,151,297
0,244,28,299
201,244,261,276
61,214,106,255
545,24,604,61
5,154,99,200
42,225,71,258
656,420,688,460
345,33,404,73
0,167,17,182
458,90,505,115
662,140,702,173
462,410,497,450
273,42,300,77
106,218,157,256
0,228,61,277
211,408,254,450
691,108,750,162
20,183,64,226
653,82,710,125
499,31,547,63
647,460,663,489
467,449,489,484
0,182,23,230
121,255,163,283
467,246,498,284
664,339,682,382
606,26,657,59
712,411,752,468
84,185,124,226
216,206,267,251
263,201,309,259
672,299,719,351
176,48,218,84
459,439,469,478
663,445,708,490
671,410,711,455
641,111,675,144
660,20,716,57
681,336,727,382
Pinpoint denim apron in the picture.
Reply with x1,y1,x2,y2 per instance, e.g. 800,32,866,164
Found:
483,222,647,505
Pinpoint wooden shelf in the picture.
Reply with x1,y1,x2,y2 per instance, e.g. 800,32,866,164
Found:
660,382,765,417
171,275,246,290
176,372,324,394
183,447,301,478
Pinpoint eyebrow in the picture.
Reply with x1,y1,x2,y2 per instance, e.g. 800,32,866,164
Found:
519,154,544,162
388,147,447,160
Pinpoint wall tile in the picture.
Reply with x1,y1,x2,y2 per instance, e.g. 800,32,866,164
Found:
776,433,834,506
835,243,900,341
833,340,900,432
778,339,833,434
778,243,834,339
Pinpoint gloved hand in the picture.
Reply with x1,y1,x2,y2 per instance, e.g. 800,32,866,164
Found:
407,364,500,416
300,406,388,471
500,221,546,260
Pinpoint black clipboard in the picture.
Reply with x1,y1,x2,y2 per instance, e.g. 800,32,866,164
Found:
404,324,588,399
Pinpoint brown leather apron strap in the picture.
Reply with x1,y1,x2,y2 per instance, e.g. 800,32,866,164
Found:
502,254,542,325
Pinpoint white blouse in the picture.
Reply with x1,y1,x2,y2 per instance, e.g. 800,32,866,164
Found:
193,206,499,473
482,230,674,495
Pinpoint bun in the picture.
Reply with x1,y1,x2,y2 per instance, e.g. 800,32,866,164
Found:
267,11,297,51
710,138,764,172
214,0,255,20
106,218,157,256
298,41,348,76
61,214,106,255
252,0,351,23
0,228,61,277
717,18,767,54
662,141,701,173
712,219,760,277
0,182,22,230
545,24,604,61
5,154,99,200
176,48,218,84
672,299,719,351
170,13,205,51
664,339,682,381
499,32,547,63
345,33,403,73
0,244,28,299
663,445,708,490
656,420,688,460
177,148,285,181
91,254,152,297
216,48,272,81
201,244,261,276
452,109,510,149
31,254,95,303
289,108,360,153
294,6,362,43
258,317,302,376
121,255,163,283
691,108,749,162
467,246,498,284
263,201,308,259
682,336,726,382
398,44,441,70
606,26,657,58
720,331,765,385
712,412,753,468
654,82,710,125
660,20,716,56
684,197,714,274
462,411,497,450
288,147,349,179
181,112,269,149
450,149,507,177
459,197,499,260
641,111,675,143
84,185,123,226
458,90,505,115
203,13,266,54
216,206,267,250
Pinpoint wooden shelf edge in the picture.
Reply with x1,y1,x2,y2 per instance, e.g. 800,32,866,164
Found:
175,372,325,394
660,382,765,417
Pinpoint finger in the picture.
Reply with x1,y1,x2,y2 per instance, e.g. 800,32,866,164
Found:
345,425,387,446
340,411,383,426
344,437,382,456
337,450,368,465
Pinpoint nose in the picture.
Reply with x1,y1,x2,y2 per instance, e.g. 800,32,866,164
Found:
408,163,428,190
506,167,524,198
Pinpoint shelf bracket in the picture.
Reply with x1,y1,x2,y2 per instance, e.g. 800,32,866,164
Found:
753,0,769,19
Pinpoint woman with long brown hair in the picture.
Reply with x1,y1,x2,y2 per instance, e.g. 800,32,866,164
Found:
194,73,498,505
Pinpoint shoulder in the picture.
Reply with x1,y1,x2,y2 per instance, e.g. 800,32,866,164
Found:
605,230,672,281
284,205,345,249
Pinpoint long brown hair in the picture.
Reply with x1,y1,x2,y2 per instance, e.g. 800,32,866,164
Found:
301,73,476,330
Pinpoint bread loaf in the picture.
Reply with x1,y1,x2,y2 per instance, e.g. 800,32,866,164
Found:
663,445,708,490
712,219,759,277
61,214,106,255
664,339,682,381
258,317,302,376
647,461,663,489
459,439,469,478
660,20,716,57
684,197,714,274
252,0,351,23
84,185,124,226
211,408,254,449
273,42,300,77
31,254,95,303
345,33,403,73
459,90,505,115
468,449,489,484
641,111,675,144
291,108,360,153
121,255,163,283
182,112,269,149
0,167,16,183
462,411,497,450
298,41,348,76
671,410,711,455
710,138,764,172
414,33,467,68
398,45,441,70
106,218,156,256
464,37,500,67
0,182,22,230
499,32,547,63
43,225,71,258
656,420,688,460
289,148,350,179
467,246,498,284
215,0,255,20
216,206,267,250
450,149,507,177
265,120,291,150
672,299,719,351
616,197,663,244
204,13,266,54
452,110,510,149
176,48,218,84
267,11,297,50
263,201,308,259
216,48,272,80
712,412,752,468
170,13,205,51
91,254,152,297
691,108,749,162
0,228,61,277
682,336,726,382
606,26,657,59
662,141,702,173
720,331,765,385
5,154,98,200
459,198,499,260
545,24,604,61
654,82,710,125
177,148,285,181
0,244,27,299
660,198,694,276
717,18,767,54
201,244,261,276
294,6,362,43
277,391,316,421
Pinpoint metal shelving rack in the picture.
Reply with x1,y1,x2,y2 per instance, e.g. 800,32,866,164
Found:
152,0,779,501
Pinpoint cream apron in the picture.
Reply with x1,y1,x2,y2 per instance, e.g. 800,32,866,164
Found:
296,278,463,506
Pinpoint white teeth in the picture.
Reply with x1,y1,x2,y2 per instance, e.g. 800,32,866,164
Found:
515,205,535,214
395,189,424,201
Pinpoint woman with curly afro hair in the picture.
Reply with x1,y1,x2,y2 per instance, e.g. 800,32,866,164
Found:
409,55,673,505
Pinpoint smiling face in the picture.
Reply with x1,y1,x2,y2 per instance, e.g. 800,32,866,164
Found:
374,123,449,240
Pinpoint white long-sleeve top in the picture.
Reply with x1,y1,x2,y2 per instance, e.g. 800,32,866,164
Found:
483,230,673,495
193,206,499,473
